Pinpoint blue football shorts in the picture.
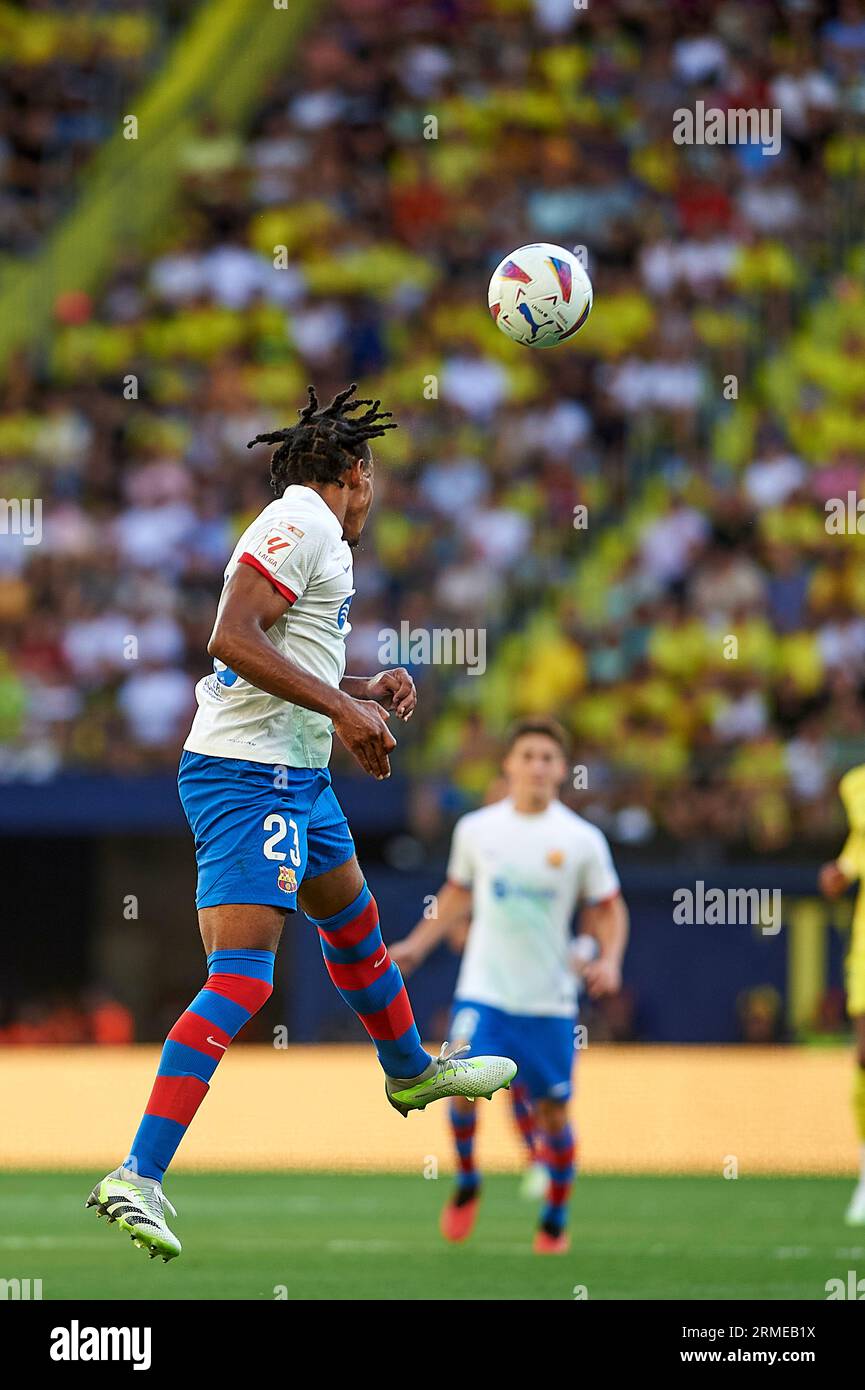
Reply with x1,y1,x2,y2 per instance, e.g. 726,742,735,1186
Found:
177,750,355,912
450,998,578,1102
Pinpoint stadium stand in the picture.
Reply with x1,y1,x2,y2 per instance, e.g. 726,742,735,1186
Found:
1,0,864,867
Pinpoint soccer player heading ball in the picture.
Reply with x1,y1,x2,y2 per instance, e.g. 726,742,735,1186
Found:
86,384,516,1261
391,718,629,1254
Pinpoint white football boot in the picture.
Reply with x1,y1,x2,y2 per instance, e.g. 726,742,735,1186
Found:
386,1042,517,1116
844,1180,865,1227
86,1166,181,1261
520,1161,550,1201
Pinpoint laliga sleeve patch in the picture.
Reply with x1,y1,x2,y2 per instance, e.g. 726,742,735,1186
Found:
238,522,306,602
254,522,305,568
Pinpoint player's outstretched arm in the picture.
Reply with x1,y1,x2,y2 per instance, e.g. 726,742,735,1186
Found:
208,565,396,779
389,880,472,977
579,893,629,998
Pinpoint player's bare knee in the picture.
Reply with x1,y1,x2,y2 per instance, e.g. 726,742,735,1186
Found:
536,1099,569,1133
452,1095,476,1117
198,904,285,955
298,855,365,918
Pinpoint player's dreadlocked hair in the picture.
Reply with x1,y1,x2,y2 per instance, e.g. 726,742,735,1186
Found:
246,383,397,496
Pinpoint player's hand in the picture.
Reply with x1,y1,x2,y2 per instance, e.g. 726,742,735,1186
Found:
389,938,423,977
333,697,397,780
365,668,416,721
582,956,621,999
819,861,850,898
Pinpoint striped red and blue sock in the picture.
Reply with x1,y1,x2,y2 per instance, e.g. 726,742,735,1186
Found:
125,948,275,1182
307,882,430,1080
540,1123,577,1234
510,1081,538,1160
451,1101,479,1195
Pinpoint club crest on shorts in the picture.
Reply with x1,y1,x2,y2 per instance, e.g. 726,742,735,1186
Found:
277,865,297,893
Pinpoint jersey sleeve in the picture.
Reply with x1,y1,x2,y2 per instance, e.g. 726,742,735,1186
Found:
236,513,322,605
838,765,865,881
447,816,477,888
579,828,621,906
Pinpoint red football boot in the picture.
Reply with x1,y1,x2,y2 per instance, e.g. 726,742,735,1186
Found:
533,1228,571,1255
440,1187,481,1242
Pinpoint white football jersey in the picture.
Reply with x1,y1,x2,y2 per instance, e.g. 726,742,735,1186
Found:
183,485,354,768
447,797,620,1017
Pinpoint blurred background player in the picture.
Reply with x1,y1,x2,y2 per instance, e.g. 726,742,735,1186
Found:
819,762,865,1226
392,716,628,1253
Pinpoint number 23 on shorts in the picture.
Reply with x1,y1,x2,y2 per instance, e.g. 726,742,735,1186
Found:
262,814,301,867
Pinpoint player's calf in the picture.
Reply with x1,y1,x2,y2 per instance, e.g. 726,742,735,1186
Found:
511,1082,549,1200
307,882,431,1079
535,1099,577,1249
87,945,275,1260
307,879,518,1109
440,1097,483,1242
123,947,275,1184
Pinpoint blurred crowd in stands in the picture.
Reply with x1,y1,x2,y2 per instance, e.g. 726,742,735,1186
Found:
2,0,865,853
0,1,185,256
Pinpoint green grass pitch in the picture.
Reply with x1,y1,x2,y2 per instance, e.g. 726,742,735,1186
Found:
0,1172,858,1300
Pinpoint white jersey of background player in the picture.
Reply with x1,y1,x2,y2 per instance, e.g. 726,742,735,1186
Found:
392,717,628,1254
446,785,619,1017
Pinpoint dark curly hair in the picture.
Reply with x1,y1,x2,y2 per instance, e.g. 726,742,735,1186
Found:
246,382,397,496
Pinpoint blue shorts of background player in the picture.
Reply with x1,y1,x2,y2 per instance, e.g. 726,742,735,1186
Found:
178,750,355,912
450,998,577,1102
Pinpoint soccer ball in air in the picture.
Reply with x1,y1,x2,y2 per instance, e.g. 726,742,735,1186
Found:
487,242,593,348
